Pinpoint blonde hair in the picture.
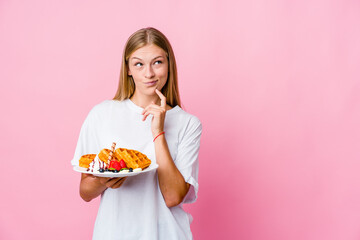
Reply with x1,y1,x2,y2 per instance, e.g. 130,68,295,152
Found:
113,27,181,108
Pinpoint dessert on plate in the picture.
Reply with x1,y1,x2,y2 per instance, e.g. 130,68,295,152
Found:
78,142,151,174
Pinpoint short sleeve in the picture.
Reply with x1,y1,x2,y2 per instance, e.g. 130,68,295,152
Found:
71,109,100,166
174,117,202,204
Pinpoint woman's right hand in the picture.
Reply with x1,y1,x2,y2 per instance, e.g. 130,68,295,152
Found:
98,177,127,189
80,173,126,202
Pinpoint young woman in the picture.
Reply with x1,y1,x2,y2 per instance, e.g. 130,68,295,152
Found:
72,27,202,239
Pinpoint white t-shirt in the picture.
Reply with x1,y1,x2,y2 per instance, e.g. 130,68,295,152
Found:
71,99,202,240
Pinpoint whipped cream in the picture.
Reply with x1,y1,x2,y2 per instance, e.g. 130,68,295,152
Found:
88,156,103,172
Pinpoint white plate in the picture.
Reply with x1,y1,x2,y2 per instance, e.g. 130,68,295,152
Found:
73,163,158,177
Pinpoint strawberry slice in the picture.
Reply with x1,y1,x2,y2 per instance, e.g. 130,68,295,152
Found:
119,159,127,169
109,160,121,171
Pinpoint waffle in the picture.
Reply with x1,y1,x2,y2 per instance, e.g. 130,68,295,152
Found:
79,154,96,168
98,142,117,165
114,148,151,170
98,148,111,164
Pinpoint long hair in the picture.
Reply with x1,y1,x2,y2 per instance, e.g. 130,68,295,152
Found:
113,27,181,108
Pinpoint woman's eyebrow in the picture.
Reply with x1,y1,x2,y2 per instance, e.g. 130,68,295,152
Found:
152,56,164,60
130,56,164,61
131,57,142,60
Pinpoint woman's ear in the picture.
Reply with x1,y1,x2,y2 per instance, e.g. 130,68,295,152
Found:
128,68,132,76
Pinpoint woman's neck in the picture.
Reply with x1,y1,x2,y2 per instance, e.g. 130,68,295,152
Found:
130,93,160,109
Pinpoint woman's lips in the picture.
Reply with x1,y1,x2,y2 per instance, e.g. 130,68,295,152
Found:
144,80,158,86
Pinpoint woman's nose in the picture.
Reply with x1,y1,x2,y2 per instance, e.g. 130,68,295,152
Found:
145,65,155,78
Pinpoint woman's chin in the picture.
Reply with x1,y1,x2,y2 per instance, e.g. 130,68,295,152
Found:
134,84,164,97
135,89,158,97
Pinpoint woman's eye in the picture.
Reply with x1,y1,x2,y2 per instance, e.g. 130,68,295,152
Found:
135,62,143,67
154,60,162,65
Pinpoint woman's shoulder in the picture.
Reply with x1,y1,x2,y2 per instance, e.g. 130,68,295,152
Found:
169,106,202,128
88,99,125,116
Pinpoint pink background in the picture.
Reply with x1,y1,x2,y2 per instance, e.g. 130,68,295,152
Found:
1,0,360,239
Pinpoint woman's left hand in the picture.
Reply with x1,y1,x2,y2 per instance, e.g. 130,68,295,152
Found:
142,89,167,137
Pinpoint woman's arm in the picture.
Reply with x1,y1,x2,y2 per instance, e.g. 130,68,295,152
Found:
154,134,190,207
142,89,190,208
80,173,126,202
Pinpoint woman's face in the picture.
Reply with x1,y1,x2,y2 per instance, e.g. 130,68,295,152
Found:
128,44,168,97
